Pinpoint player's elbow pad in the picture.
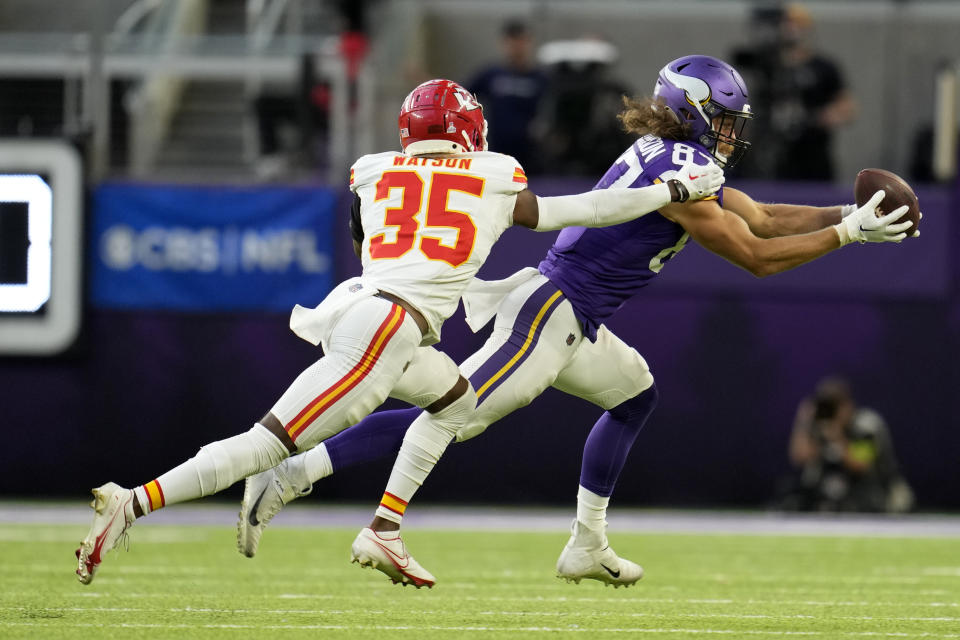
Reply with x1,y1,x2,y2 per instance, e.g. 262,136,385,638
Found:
534,183,672,231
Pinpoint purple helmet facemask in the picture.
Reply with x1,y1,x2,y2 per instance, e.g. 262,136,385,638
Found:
653,55,753,168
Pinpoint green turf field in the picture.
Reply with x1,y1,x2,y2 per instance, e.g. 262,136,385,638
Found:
1,522,958,639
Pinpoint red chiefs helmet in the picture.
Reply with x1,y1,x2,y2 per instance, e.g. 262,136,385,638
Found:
398,79,488,155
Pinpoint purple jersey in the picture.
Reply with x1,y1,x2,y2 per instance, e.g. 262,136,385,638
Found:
538,135,721,340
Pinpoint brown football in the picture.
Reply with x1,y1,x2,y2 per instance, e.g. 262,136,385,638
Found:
854,168,920,237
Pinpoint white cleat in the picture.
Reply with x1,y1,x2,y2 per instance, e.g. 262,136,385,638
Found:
556,520,643,588
75,482,137,585
350,528,436,588
237,462,312,558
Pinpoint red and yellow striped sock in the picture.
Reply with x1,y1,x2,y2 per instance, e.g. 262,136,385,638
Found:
134,479,166,514
376,491,408,523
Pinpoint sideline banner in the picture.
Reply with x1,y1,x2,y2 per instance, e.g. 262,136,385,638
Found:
91,182,337,311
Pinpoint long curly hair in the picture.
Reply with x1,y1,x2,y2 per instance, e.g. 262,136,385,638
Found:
617,96,690,141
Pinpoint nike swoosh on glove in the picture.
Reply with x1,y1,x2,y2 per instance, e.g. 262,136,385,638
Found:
834,190,913,245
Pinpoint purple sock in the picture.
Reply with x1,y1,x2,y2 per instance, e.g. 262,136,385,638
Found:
579,384,658,497
326,407,421,471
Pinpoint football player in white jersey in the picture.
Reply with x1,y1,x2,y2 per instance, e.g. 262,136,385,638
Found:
75,78,724,585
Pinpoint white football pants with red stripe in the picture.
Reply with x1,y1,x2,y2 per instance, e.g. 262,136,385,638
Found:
270,295,461,451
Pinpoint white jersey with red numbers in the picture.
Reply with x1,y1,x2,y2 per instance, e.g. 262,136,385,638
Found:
348,150,528,344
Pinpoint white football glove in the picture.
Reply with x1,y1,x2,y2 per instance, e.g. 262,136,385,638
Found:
840,201,921,237
834,190,912,246
673,160,725,201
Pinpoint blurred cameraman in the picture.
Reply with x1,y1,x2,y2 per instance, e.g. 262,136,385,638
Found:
784,376,913,513
731,3,857,181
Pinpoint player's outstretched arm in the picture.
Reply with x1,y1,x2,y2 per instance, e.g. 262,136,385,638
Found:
512,160,724,230
725,187,921,240
661,189,910,278
722,187,845,238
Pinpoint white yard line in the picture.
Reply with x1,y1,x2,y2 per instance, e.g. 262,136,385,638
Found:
4,605,960,623
12,595,960,609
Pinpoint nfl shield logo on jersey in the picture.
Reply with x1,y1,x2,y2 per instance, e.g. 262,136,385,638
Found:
566,333,576,346
349,283,363,293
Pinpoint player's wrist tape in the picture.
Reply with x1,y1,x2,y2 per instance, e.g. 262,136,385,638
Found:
667,179,689,203
534,182,671,231
834,223,851,246
833,219,863,247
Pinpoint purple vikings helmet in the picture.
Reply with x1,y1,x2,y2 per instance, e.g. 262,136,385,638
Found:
653,55,753,168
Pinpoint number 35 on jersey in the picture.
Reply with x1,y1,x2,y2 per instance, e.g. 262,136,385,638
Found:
349,150,527,272
369,170,482,267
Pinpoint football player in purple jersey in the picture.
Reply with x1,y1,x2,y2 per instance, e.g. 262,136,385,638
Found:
238,56,915,588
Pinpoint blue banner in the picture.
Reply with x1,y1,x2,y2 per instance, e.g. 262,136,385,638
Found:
91,182,337,312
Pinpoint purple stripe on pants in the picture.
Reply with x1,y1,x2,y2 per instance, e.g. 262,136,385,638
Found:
469,280,565,405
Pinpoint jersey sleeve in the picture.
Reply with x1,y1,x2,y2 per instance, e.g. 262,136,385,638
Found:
349,152,395,193
474,151,528,196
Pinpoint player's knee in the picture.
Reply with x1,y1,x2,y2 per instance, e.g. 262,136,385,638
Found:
427,378,477,437
443,378,477,418
425,375,472,413
609,381,658,425
260,411,296,453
